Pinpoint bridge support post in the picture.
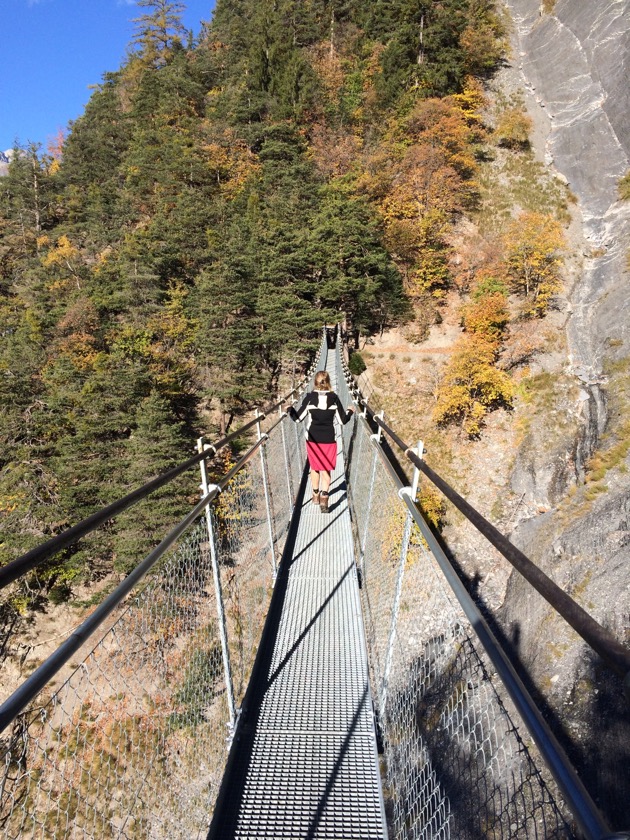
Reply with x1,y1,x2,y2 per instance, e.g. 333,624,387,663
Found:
380,440,423,714
292,398,303,472
256,410,278,580
359,412,384,576
198,438,237,734
279,405,294,512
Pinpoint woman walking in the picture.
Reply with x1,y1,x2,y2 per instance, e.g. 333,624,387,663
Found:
288,370,355,512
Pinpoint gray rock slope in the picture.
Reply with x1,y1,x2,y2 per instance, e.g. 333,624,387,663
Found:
497,0,630,828
506,0,630,378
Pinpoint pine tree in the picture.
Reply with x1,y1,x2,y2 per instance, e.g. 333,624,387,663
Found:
132,0,188,68
61,73,131,241
309,190,406,341
113,390,195,573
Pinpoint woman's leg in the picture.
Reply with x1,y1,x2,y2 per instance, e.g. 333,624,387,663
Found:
310,469,320,491
319,471,331,511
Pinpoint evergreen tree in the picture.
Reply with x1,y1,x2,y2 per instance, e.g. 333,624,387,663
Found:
113,390,194,572
309,191,407,340
131,0,188,68
1,143,58,246
60,73,131,243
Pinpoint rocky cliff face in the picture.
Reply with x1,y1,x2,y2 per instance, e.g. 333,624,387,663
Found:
498,0,630,827
506,0,630,377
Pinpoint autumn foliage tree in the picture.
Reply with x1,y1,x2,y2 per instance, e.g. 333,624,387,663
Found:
495,107,532,149
361,84,487,302
461,286,509,343
503,211,564,316
433,335,514,437
0,0,507,598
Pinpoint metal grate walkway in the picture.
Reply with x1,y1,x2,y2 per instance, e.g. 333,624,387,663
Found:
207,356,387,839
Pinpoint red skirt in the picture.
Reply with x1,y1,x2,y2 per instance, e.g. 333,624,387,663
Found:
306,441,337,472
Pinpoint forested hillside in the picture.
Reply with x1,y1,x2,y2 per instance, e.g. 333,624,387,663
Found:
2,0,514,606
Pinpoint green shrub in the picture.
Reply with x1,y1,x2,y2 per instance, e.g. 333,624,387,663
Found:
349,352,367,376
48,583,72,605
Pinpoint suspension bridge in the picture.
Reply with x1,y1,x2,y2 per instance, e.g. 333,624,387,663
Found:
1,330,629,839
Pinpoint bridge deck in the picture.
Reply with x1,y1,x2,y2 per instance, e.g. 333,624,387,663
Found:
208,359,387,839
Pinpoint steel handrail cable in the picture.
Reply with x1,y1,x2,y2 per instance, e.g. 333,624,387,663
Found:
371,412,630,686
362,427,625,840
0,369,317,591
337,352,630,684
0,429,272,735
337,346,630,839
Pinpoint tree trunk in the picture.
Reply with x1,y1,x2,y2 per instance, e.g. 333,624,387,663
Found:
329,8,335,59
417,16,425,65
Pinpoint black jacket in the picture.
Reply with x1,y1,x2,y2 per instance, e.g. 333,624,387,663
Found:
288,390,353,443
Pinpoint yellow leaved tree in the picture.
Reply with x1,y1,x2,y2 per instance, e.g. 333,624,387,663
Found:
503,212,564,316
433,335,514,437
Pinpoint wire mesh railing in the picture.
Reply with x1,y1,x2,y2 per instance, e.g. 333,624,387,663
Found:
5,328,625,839
334,345,615,840
0,338,327,839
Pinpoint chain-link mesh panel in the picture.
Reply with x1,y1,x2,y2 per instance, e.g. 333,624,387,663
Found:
334,347,356,461
0,370,317,839
1,520,228,839
345,408,576,840
210,452,278,707
263,417,295,570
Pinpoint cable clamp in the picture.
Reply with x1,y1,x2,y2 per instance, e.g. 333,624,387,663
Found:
398,486,414,501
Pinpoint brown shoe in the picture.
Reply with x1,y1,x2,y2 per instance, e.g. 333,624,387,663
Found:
312,489,320,505
319,492,329,513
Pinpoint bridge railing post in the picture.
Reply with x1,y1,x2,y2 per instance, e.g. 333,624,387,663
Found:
255,410,277,580
198,438,237,733
359,411,384,576
292,394,303,473
380,440,423,713
279,405,294,513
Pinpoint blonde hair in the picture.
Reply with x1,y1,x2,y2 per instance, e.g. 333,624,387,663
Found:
314,370,332,391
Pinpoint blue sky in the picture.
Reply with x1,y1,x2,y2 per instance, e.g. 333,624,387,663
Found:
1,0,216,153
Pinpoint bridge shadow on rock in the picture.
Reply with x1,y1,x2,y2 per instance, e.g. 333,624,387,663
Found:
432,529,630,833
571,651,630,830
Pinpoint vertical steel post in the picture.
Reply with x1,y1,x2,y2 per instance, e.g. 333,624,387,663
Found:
279,406,294,510
256,411,277,580
292,396,302,474
380,440,423,713
197,439,236,732
359,411,384,575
